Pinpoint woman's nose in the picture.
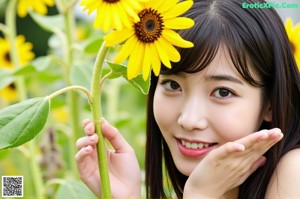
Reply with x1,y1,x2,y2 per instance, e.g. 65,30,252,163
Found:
177,100,208,131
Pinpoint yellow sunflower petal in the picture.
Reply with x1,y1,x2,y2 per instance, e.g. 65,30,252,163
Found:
101,4,112,32
82,0,100,14
44,0,55,6
164,17,194,30
112,5,123,30
121,1,141,22
144,0,163,10
93,5,106,29
127,41,144,79
295,23,300,34
104,28,134,46
118,2,132,27
17,0,53,17
160,37,180,62
149,43,161,76
115,36,138,64
163,29,194,48
32,1,48,15
142,44,152,80
17,0,29,18
126,0,143,10
163,0,193,19
285,18,293,29
156,0,178,14
155,39,171,68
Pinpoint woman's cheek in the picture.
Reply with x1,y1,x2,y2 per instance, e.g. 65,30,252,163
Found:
212,106,260,142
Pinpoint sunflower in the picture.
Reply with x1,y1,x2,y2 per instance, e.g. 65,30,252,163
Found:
17,0,55,18
285,18,300,71
0,83,18,103
0,35,35,70
104,0,194,80
80,0,147,33
51,106,69,123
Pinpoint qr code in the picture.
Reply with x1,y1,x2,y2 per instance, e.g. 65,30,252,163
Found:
2,176,23,197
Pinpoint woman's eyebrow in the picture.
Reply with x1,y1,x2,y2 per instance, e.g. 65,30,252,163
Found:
205,75,244,85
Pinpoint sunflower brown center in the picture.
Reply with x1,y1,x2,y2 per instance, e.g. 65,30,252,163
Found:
8,83,16,90
103,0,119,3
4,51,11,62
134,8,164,43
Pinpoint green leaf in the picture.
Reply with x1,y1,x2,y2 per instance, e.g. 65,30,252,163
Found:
83,37,104,54
0,97,50,150
56,180,97,199
0,69,14,90
11,56,55,77
30,56,54,71
12,64,36,76
29,12,64,33
107,61,150,94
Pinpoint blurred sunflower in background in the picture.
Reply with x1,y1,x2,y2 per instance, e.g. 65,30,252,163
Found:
17,0,55,17
80,0,147,33
0,83,18,103
285,18,300,71
104,0,194,80
0,35,35,70
0,35,34,103
51,106,69,124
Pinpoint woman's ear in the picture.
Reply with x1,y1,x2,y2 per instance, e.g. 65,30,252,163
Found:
263,102,272,122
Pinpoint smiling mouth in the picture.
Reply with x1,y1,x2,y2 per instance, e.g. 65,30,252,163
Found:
180,139,217,149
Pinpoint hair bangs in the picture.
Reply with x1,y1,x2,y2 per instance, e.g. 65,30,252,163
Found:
160,0,268,88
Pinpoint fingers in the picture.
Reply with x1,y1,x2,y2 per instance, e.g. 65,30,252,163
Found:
76,134,98,151
83,119,95,136
102,119,134,153
75,145,94,162
237,128,283,159
209,128,283,168
237,128,283,148
81,118,134,154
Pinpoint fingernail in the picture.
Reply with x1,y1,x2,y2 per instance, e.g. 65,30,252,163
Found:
258,131,268,140
269,128,283,139
86,123,94,133
83,119,90,127
89,134,96,141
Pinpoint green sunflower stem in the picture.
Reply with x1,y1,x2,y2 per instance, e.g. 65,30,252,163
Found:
90,41,112,199
5,0,45,199
61,0,81,177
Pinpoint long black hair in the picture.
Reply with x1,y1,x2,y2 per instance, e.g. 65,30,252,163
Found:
145,0,300,198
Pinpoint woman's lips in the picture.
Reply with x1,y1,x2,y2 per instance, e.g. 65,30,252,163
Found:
176,138,217,158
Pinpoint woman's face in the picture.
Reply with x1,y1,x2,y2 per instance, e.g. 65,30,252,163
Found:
153,46,271,176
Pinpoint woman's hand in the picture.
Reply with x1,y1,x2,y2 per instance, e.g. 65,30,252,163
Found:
75,119,141,198
183,128,283,199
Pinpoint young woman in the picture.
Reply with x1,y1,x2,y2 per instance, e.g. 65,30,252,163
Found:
75,0,300,198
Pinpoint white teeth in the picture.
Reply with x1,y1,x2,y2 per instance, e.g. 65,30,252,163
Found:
191,143,198,149
198,143,203,148
181,140,211,149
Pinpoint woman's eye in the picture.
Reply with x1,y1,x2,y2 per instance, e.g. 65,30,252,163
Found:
212,88,234,98
161,80,181,91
